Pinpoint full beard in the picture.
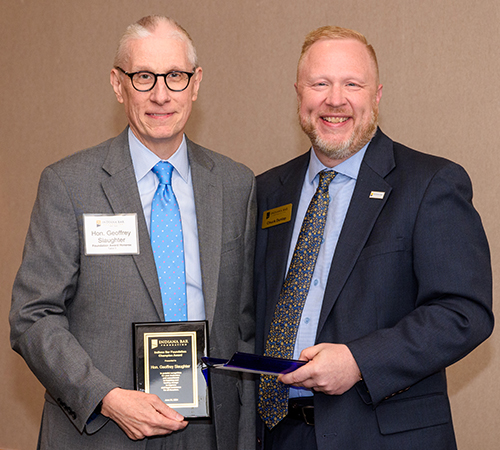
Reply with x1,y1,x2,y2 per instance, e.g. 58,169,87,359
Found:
299,104,379,161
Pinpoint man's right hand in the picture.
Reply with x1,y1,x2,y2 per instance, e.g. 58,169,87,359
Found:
101,387,188,440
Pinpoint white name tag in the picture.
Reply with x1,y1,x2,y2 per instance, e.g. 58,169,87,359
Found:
369,191,385,200
83,214,139,255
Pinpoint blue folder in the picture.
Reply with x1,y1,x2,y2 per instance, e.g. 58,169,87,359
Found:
202,352,307,376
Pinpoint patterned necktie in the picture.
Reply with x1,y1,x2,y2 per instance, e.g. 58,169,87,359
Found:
258,170,336,429
150,161,187,321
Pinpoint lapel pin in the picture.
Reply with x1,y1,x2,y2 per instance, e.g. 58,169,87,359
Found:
369,191,385,200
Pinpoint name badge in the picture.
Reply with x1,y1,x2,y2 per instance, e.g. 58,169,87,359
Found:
262,203,292,229
369,191,385,200
83,214,139,255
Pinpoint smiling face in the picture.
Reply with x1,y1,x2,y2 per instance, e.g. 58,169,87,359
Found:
295,38,382,167
110,22,202,159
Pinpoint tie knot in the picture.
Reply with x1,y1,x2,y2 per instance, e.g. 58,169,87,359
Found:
152,161,174,185
318,170,336,191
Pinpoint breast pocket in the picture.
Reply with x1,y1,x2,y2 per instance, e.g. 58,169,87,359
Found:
357,237,409,262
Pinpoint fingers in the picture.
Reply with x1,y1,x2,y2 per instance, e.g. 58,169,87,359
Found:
278,343,361,396
278,345,321,385
299,344,322,361
101,388,188,440
278,362,313,386
149,394,185,422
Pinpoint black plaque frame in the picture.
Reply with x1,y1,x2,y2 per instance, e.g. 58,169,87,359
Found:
133,321,210,419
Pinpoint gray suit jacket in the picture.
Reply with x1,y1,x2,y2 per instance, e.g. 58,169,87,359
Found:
10,129,257,450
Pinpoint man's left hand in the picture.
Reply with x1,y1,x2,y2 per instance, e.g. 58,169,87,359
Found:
278,343,361,395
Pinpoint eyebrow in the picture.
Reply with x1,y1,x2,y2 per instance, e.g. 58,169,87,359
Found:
131,65,193,73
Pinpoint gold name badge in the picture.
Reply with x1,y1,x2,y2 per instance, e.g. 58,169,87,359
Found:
262,203,292,229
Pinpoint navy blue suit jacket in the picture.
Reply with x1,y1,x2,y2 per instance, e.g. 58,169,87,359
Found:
255,129,493,450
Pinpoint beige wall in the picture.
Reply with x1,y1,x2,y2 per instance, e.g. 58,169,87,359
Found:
1,1,499,449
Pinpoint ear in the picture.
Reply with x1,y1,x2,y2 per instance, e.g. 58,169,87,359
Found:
376,84,383,105
110,68,124,104
294,81,302,104
190,66,203,102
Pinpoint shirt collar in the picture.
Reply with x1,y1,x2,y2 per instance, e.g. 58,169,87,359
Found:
128,128,190,183
307,141,370,184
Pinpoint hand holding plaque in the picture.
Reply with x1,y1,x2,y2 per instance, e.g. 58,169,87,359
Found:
133,321,210,419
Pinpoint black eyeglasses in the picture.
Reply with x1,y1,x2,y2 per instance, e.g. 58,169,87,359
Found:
116,67,195,92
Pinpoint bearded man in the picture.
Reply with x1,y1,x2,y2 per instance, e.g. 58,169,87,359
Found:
254,26,493,450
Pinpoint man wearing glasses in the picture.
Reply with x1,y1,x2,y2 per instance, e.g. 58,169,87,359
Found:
10,15,256,450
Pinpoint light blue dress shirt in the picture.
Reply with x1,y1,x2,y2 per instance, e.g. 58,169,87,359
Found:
128,129,205,321
288,143,368,397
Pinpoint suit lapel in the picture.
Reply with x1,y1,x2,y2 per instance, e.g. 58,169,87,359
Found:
263,153,309,335
187,139,222,328
316,130,396,335
100,129,164,320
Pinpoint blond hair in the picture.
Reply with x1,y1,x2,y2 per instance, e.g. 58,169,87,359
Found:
298,26,379,81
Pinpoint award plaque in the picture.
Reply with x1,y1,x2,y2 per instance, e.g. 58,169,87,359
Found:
133,321,210,419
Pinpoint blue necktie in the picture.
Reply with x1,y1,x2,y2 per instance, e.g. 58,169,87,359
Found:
150,161,187,321
258,170,336,429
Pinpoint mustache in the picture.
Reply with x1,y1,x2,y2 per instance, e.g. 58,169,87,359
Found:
318,108,352,116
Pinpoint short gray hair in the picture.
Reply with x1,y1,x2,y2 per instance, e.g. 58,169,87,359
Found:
114,15,198,69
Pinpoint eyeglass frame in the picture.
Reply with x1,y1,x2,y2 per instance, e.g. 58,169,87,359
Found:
115,66,196,92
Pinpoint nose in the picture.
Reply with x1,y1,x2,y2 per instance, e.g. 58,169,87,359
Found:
326,84,346,108
149,77,171,104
